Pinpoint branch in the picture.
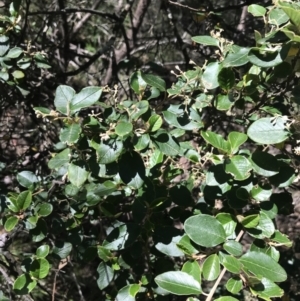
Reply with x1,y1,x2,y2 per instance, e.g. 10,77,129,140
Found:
102,0,151,85
72,0,103,36
169,0,256,13
57,0,69,70
237,5,249,32
60,36,115,77
27,8,120,22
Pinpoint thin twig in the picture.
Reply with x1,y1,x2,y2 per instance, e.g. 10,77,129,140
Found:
168,1,204,12
27,8,120,21
70,262,86,301
52,270,59,301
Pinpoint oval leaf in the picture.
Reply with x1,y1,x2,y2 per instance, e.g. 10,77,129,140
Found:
155,271,202,295
192,35,219,47
184,214,226,247
70,86,102,113
141,73,166,91
54,85,75,115
247,117,289,144
202,254,220,281
240,251,287,282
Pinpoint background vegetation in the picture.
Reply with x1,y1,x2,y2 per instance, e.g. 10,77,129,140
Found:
0,0,300,300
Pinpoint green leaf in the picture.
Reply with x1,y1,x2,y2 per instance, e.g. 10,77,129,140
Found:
271,231,292,247
247,117,289,144
163,105,202,130
68,163,89,187
250,240,280,262
182,260,201,283
36,245,50,258
268,8,289,26
225,155,252,181
155,271,202,295
53,242,72,259
239,251,287,282
141,73,166,91
70,86,102,113
130,71,147,94
226,277,243,294
10,0,21,15
4,216,18,232
250,277,284,300
220,253,242,274
223,47,250,67
12,70,24,79
26,215,38,230
218,68,235,90
248,47,288,68
269,165,296,187
86,181,117,206
248,4,266,17
97,262,114,290
216,94,235,111
29,258,50,279
192,35,219,47
13,274,37,295
115,121,133,137
149,149,164,168
6,195,19,212
216,213,237,237
0,71,9,81
134,134,150,151
251,151,279,177
184,214,226,247
152,133,180,156
116,284,140,301
240,214,260,228
201,131,230,153
215,297,239,301
147,86,160,100
248,212,275,239
0,35,9,56
130,100,149,120
16,190,32,210
103,223,139,251
37,203,53,217
148,114,163,132
48,148,70,169
202,254,220,281
30,219,47,242
176,235,198,256
202,62,220,89
251,184,272,202
17,171,39,189
223,241,243,256
280,5,300,27
155,233,184,257
6,46,23,58
97,246,113,261
91,139,123,164
54,85,75,115
34,53,51,68
228,132,248,154
17,56,31,69
59,123,81,144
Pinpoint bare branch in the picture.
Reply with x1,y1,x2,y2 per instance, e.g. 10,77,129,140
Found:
72,0,103,36
27,8,120,22
168,0,205,12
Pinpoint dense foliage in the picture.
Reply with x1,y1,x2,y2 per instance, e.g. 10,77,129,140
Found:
1,1,300,301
